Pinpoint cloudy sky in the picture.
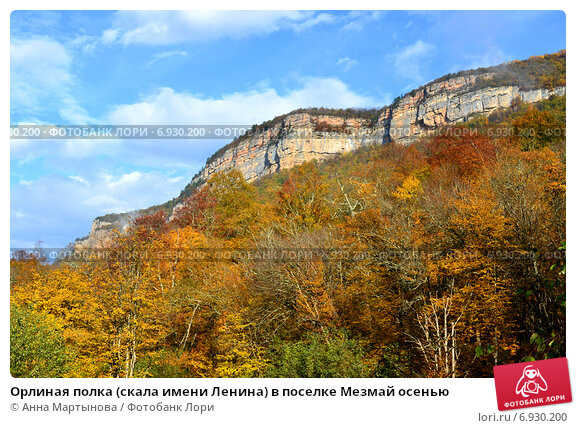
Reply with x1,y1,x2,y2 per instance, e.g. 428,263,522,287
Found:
10,10,566,248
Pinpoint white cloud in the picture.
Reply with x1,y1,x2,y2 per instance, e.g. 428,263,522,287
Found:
103,10,321,45
11,38,71,83
102,29,119,44
293,13,338,32
8,77,382,171
392,40,436,84
108,77,381,126
101,11,385,46
68,34,101,55
11,209,30,220
11,38,72,114
11,170,188,247
103,171,142,189
69,175,90,186
86,171,186,213
460,47,510,70
59,96,95,124
11,66,384,169
147,50,188,67
342,11,384,31
62,138,120,160
83,194,125,209
337,57,359,71
10,37,94,124
103,10,386,44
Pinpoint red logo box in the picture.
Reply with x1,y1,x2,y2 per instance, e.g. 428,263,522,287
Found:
493,358,572,411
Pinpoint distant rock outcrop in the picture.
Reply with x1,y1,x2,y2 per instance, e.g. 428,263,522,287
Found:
74,212,136,250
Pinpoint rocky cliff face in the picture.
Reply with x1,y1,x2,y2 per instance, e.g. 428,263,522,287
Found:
193,114,382,185
379,77,565,143
191,75,564,186
75,213,135,250
76,71,565,249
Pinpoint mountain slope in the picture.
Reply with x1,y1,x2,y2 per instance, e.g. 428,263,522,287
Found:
75,50,566,248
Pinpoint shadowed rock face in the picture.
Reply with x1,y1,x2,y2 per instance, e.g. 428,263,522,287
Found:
76,70,565,248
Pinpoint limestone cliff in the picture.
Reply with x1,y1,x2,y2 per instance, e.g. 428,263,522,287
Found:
76,53,566,248
74,212,136,250
378,77,565,143
191,76,564,186
192,114,382,185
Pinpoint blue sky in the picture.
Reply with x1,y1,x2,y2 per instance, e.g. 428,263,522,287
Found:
10,10,566,248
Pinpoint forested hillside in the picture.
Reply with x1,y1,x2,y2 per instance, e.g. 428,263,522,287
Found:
11,93,565,378
91,50,566,218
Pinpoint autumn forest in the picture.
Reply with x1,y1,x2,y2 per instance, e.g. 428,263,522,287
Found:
10,85,566,379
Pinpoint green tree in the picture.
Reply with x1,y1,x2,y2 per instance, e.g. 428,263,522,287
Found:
266,331,374,378
10,306,75,377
